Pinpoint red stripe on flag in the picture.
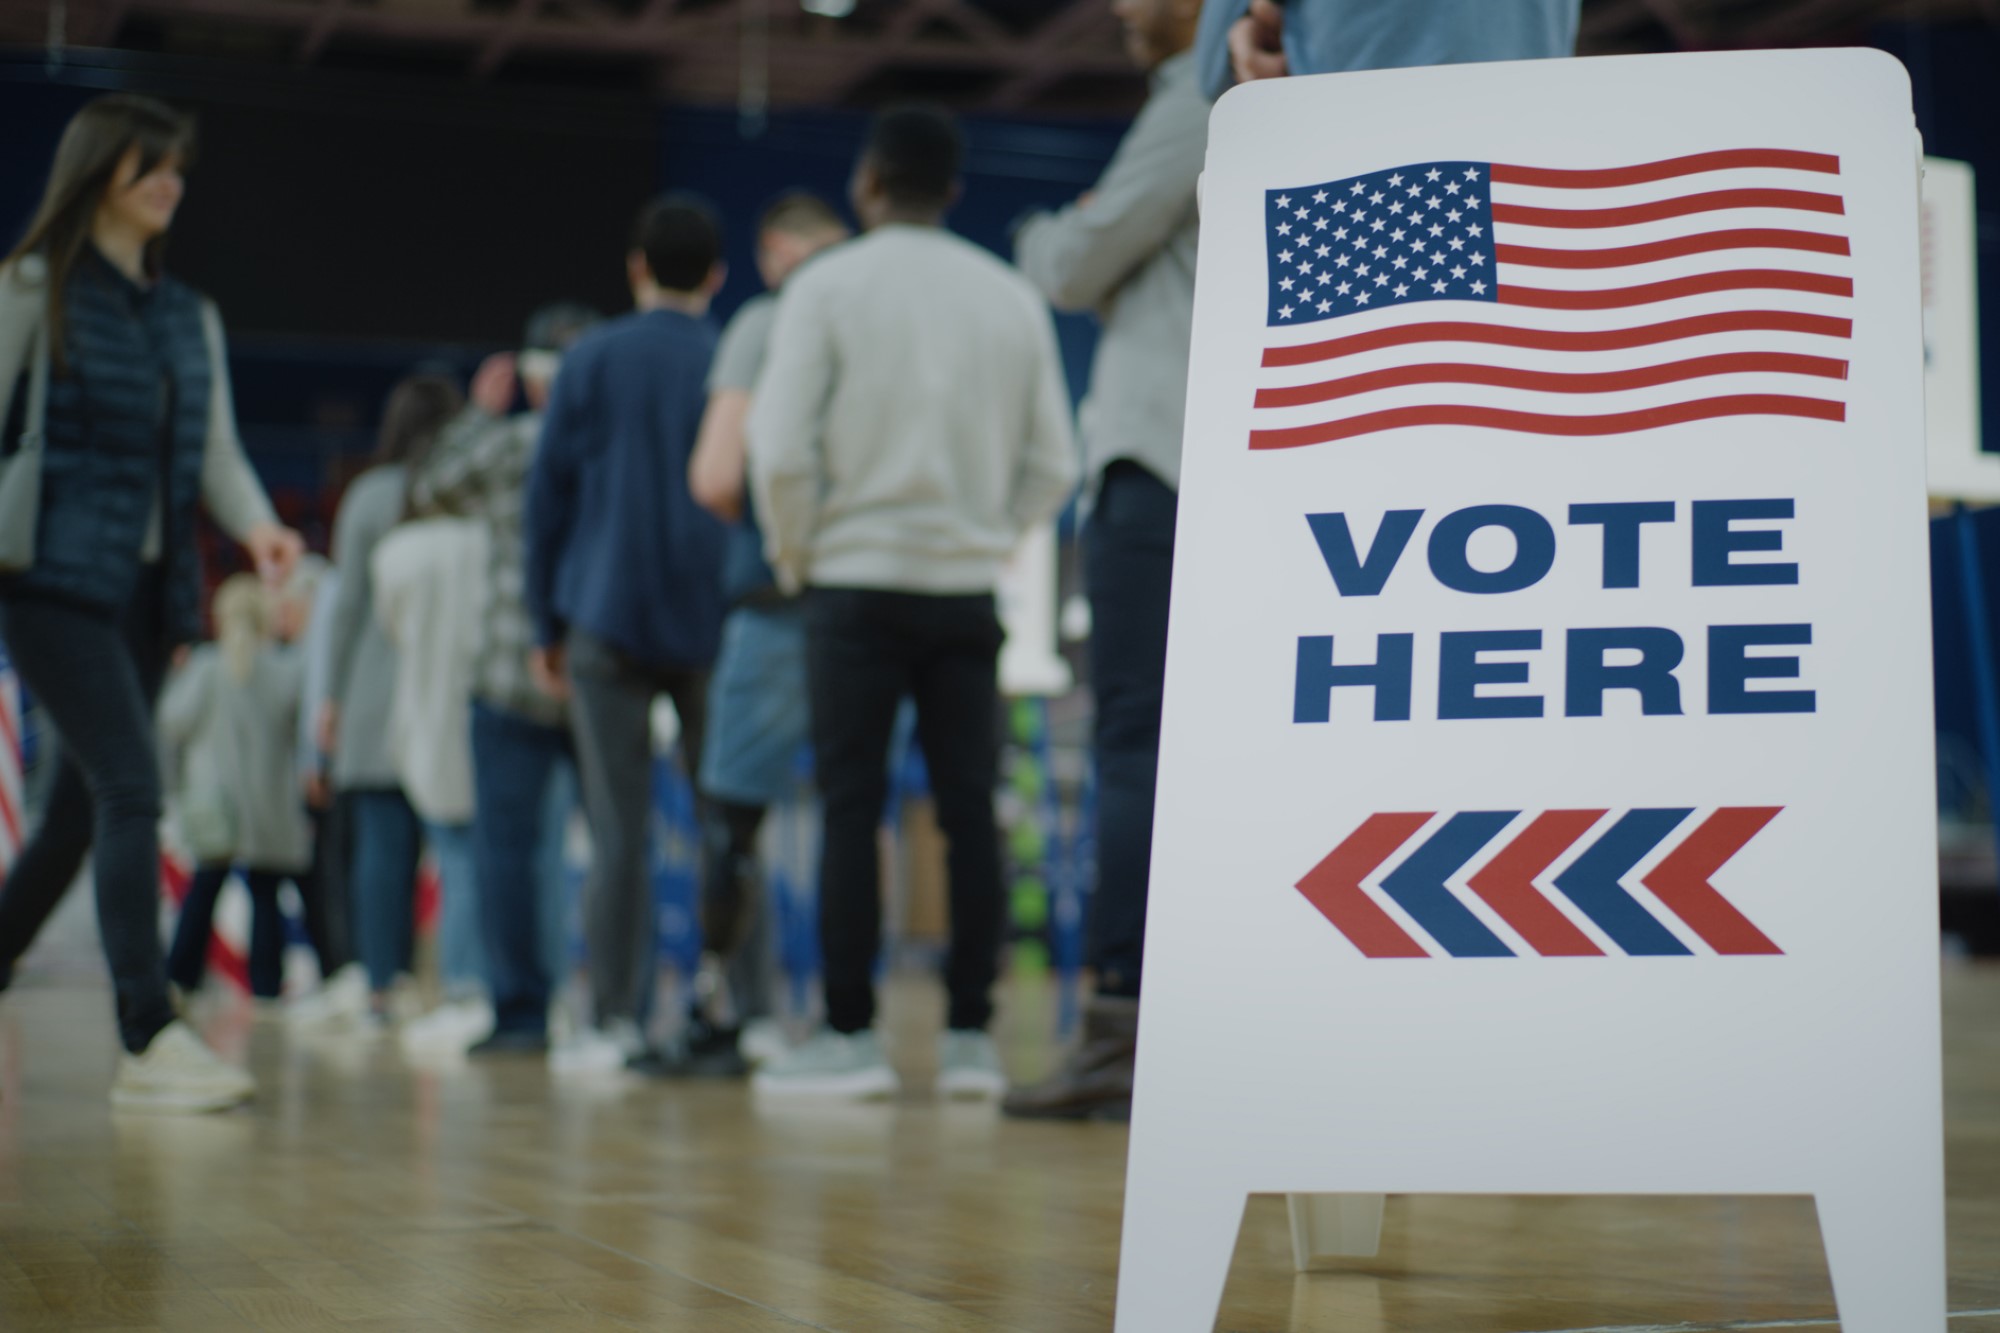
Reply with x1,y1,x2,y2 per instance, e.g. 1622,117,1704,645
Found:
1295,812,1434,958
1255,352,1848,409
1496,228,1852,269
1262,311,1853,368
1465,811,1607,956
1493,188,1845,229
1248,394,1845,450
1641,807,1785,956
1500,269,1853,310
0,791,21,850
1490,150,1840,189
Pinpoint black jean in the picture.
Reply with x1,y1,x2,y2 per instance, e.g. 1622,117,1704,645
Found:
805,587,1005,1034
296,794,353,980
169,866,289,999
1085,462,1178,999
0,570,177,1052
566,630,709,1027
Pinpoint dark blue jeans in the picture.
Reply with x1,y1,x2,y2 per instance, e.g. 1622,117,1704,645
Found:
805,587,1005,1035
169,866,289,999
1085,461,1178,999
471,702,572,1037
0,567,177,1053
347,789,421,994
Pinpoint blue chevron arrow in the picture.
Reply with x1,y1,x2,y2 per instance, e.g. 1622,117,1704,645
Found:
1378,811,1518,957
1551,808,1694,956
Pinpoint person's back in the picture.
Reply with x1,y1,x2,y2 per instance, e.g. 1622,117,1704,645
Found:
528,305,724,671
748,105,1077,1104
1199,0,1578,97
372,516,487,828
766,225,1072,593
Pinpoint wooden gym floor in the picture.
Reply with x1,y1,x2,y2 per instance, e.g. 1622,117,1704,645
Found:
0,962,1997,1332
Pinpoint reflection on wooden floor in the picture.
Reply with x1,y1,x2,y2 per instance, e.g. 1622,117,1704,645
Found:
0,964,1996,1332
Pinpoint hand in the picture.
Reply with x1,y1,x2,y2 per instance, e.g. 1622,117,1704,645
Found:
529,645,570,703
316,700,340,756
245,522,304,586
1228,0,1288,83
303,770,331,812
471,353,518,418
170,644,193,671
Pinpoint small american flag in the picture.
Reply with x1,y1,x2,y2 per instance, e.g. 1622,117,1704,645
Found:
0,646,23,876
1253,149,1851,450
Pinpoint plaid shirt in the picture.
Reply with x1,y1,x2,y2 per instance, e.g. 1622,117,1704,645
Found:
409,406,565,727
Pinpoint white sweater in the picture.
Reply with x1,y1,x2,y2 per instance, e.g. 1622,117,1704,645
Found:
372,517,488,825
748,224,1079,595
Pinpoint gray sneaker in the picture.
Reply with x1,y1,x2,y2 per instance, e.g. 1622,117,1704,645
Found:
751,1028,897,1100
937,1029,1006,1100
112,1021,256,1114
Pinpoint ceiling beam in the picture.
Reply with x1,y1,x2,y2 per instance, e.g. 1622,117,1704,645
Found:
985,0,1124,108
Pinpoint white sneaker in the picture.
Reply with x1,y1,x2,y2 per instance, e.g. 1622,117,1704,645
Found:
549,1018,645,1075
398,998,495,1056
739,1017,793,1067
112,1021,256,1114
287,964,370,1031
936,1029,1006,1100
751,1028,897,1100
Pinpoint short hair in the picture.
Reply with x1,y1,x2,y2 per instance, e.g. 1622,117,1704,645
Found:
861,104,963,212
759,191,846,241
631,192,724,291
523,302,602,353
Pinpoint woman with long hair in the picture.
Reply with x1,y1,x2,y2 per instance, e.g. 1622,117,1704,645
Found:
320,374,462,1024
161,573,311,1004
0,94,302,1111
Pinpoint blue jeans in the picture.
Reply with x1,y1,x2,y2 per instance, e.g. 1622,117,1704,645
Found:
348,789,422,994
1085,462,1177,999
471,702,574,1037
423,820,484,999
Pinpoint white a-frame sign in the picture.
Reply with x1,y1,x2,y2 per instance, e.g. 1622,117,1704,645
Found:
1119,49,1943,1331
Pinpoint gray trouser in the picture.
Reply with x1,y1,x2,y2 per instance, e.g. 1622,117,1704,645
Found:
565,631,709,1027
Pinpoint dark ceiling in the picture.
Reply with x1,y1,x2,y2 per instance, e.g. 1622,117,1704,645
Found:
0,0,1994,117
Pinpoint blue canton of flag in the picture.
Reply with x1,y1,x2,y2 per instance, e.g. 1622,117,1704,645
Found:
1266,162,1498,326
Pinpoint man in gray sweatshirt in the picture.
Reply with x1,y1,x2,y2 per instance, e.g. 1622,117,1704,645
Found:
1002,0,1205,1122
748,105,1078,1099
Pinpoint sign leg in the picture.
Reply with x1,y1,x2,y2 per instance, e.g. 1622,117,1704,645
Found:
1112,1169,1243,1333
1287,1193,1386,1270
1818,1182,1947,1332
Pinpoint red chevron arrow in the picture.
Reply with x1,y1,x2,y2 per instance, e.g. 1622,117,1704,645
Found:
1466,810,1608,956
1296,812,1433,957
1640,806,1784,955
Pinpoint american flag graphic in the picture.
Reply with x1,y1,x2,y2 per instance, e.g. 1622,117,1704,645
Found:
1253,149,1852,450
0,646,23,876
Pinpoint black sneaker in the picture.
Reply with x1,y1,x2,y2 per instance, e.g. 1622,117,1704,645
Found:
627,1018,750,1079
468,1028,550,1058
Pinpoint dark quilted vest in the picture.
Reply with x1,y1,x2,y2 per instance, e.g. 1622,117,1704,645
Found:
4,253,213,643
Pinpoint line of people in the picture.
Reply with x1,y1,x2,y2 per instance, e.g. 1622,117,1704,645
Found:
0,0,1579,1115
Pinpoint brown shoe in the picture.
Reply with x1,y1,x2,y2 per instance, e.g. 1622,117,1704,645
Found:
1002,995,1138,1121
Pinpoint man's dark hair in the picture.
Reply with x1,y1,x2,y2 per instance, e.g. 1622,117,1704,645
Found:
861,104,963,213
759,191,846,239
631,192,724,291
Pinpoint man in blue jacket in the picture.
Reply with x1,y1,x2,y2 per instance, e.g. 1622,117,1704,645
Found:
524,194,729,1073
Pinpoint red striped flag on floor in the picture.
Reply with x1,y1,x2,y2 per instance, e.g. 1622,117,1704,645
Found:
0,646,23,876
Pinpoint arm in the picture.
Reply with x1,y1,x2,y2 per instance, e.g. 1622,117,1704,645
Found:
1010,306,1083,532
1014,72,1208,312
197,302,302,581
324,479,387,719
688,389,753,522
523,360,587,649
746,286,837,595
0,261,45,440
